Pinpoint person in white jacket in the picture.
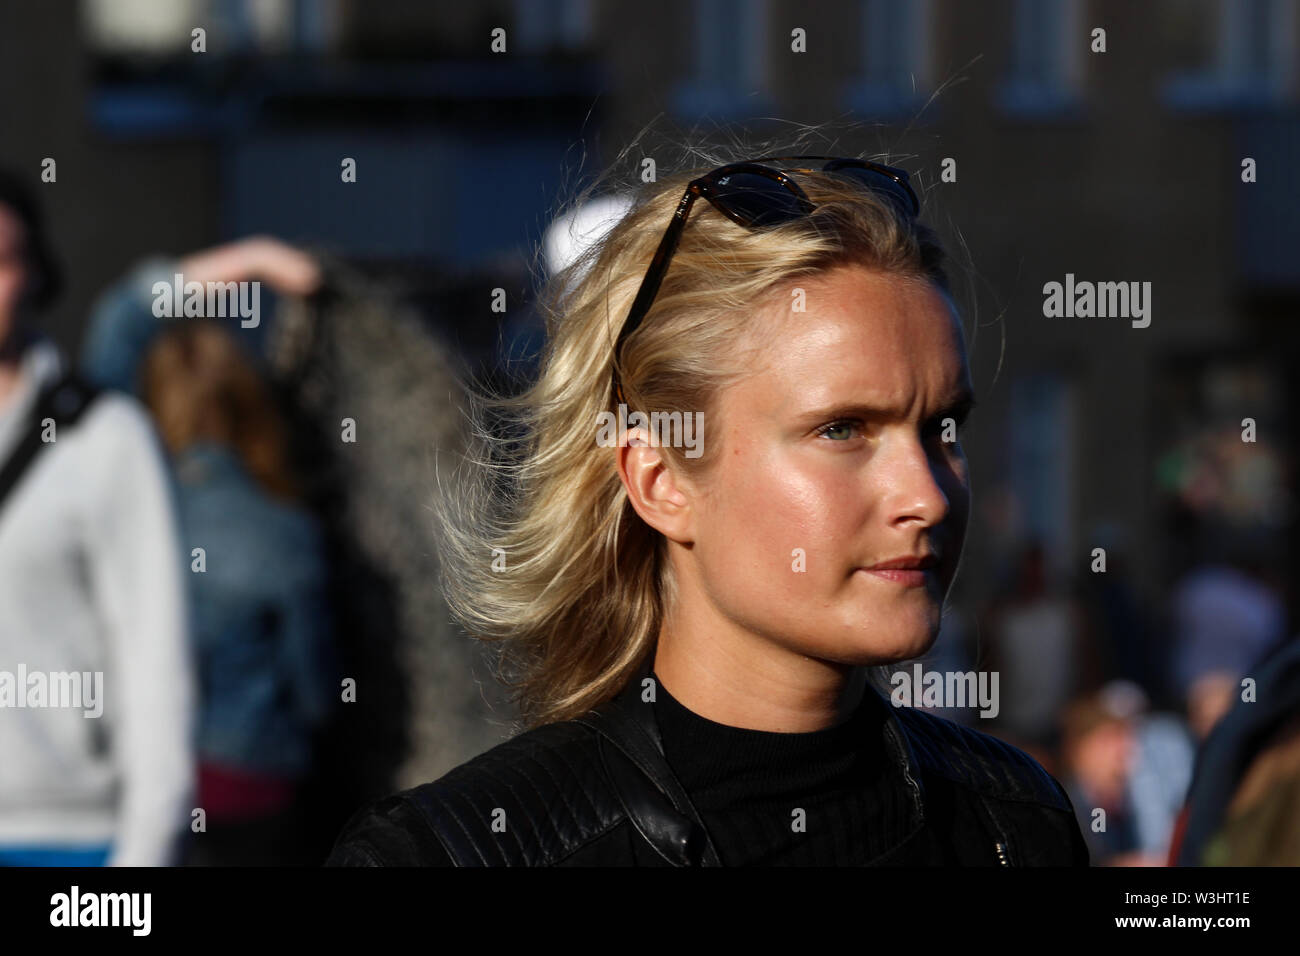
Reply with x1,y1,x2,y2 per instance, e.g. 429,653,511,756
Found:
0,169,194,867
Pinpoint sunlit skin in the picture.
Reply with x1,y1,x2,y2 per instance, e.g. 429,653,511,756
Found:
619,262,974,733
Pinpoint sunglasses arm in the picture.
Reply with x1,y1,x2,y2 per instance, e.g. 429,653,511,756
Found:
615,182,702,356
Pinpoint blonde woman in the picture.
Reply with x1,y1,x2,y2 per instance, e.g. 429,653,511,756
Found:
329,144,1091,867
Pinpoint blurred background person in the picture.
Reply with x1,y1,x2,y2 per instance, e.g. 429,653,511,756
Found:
1060,681,1195,866
81,237,338,865
1170,536,1289,741
1172,637,1300,866
982,541,1090,759
1198,714,1300,865
1122,686,1196,865
1058,688,1146,866
0,167,194,867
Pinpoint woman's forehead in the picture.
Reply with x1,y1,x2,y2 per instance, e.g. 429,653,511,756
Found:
740,266,968,384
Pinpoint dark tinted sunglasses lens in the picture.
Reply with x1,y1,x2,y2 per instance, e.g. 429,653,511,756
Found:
833,166,918,216
710,172,812,227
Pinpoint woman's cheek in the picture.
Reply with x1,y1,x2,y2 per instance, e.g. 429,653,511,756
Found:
762,474,861,586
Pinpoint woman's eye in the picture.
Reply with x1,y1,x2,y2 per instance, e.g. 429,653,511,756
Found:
816,420,859,441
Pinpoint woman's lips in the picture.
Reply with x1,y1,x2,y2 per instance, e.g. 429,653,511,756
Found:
859,568,931,587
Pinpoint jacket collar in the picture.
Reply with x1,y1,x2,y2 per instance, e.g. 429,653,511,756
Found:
593,650,928,864
580,652,724,865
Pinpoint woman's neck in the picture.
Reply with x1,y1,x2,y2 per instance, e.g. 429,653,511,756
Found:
652,611,867,734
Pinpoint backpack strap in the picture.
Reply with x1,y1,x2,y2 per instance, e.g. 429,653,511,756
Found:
0,370,102,516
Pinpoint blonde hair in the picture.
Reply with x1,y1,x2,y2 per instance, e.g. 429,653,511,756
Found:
141,319,299,501
438,132,956,730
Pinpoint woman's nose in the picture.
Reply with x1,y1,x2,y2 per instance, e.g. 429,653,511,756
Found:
876,432,956,527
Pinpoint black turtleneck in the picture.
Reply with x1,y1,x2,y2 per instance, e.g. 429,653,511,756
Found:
651,670,915,865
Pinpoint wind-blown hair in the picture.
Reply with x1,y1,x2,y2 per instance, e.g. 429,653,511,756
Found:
437,135,954,730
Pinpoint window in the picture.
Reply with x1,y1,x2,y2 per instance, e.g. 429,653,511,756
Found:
1007,372,1080,586
841,0,933,119
673,0,776,119
996,0,1086,118
513,0,594,54
1163,0,1298,109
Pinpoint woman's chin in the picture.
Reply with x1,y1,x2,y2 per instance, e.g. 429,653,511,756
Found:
813,623,938,668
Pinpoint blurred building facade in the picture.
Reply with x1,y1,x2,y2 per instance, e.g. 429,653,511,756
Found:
1,0,1295,713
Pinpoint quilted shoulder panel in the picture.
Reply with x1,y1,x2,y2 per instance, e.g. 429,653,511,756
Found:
889,704,1071,810
395,718,628,866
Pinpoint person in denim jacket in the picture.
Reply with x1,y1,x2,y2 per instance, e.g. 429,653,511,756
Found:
81,238,337,865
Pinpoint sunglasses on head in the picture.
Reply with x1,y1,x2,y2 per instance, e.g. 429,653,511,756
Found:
610,155,920,406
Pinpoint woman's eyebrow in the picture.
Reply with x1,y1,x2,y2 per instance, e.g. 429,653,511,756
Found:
797,388,977,424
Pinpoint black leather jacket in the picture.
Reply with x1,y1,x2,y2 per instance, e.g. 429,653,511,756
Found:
328,656,1091,866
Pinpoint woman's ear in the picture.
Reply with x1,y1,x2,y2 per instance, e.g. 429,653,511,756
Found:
617,426,695,545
